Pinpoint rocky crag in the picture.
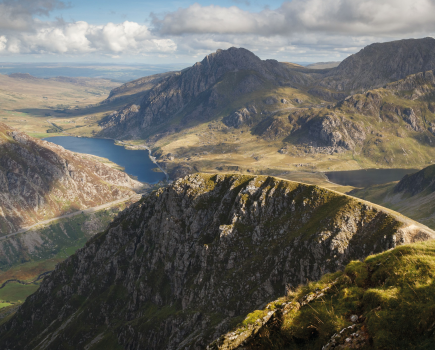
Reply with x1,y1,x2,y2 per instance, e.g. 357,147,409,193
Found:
0,173,433,349
319,37,435,93
0,123,141,235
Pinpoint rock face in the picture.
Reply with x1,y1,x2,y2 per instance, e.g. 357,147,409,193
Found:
1,173,433,349
320,37,435,92
222,106,257,128
0,123,141,235
98,47,297,138
308,113,366,151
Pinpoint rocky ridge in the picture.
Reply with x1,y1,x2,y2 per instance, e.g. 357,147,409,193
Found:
394,164,435,196
320,37,435,92
0,173,433,349
98,47,310,139
0,123,141,235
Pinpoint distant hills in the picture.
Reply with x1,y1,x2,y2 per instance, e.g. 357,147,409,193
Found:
305,61,341,69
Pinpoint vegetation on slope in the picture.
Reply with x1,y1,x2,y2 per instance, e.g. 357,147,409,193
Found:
210,239,435,349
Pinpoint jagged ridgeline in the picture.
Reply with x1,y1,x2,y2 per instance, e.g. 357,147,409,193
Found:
0,174,433,349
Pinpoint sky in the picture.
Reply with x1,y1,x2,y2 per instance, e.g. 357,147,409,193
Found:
1,0,435,64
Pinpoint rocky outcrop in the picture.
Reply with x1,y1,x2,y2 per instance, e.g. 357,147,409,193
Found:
386,69,435,100
222,106,257,128
0,123,141,235
320,37,435,92
308,113,366,151
0,173,433,349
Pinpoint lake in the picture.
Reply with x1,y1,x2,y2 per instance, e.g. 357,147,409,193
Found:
325,168,420,187
44,136,166,184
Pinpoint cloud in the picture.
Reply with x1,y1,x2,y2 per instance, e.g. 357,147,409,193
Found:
0,0,176,56
0,20,176,55
153,0,435,37
0,0,67,31
1,0,435,62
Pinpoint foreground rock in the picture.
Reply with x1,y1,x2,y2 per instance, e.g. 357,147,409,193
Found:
0,173,432,349
0,123,141,235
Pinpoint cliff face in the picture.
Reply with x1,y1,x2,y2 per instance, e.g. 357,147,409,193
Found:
0,123,141,235
320,37,435,92
1,173,432,349
98,47,300,139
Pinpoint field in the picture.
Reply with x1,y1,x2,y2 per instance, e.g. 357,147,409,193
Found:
0,73,123,139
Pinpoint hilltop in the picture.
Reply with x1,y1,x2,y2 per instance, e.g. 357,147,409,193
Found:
0,173,432,349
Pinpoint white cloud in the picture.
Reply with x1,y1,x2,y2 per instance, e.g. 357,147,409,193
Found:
0,35,7,52
154,0,435,37
0,21,177,55
1,0,435,62
0,0,176,57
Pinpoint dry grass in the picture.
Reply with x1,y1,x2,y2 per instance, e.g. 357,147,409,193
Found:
0,73,121,138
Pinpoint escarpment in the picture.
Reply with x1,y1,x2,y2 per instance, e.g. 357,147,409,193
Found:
0,123,141,235
0,173,433,349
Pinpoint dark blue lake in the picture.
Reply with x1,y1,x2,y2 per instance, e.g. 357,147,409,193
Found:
325,168,420,187
44,136,166,184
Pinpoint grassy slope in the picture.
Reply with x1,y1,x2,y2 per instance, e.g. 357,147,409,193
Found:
349,168,435,231
213,240,435,349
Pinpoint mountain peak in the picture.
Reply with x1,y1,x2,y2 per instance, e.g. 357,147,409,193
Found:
321,37,435,91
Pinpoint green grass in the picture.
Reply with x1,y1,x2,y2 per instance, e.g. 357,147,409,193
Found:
226,240,435,349
0,283,39,303
0,302,12,309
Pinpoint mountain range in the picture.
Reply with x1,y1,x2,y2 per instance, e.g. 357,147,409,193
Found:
91,38,435,179
2,37,435,349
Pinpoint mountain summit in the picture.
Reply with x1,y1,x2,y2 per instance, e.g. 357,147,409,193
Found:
320,37,435,92
98,47,296,139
